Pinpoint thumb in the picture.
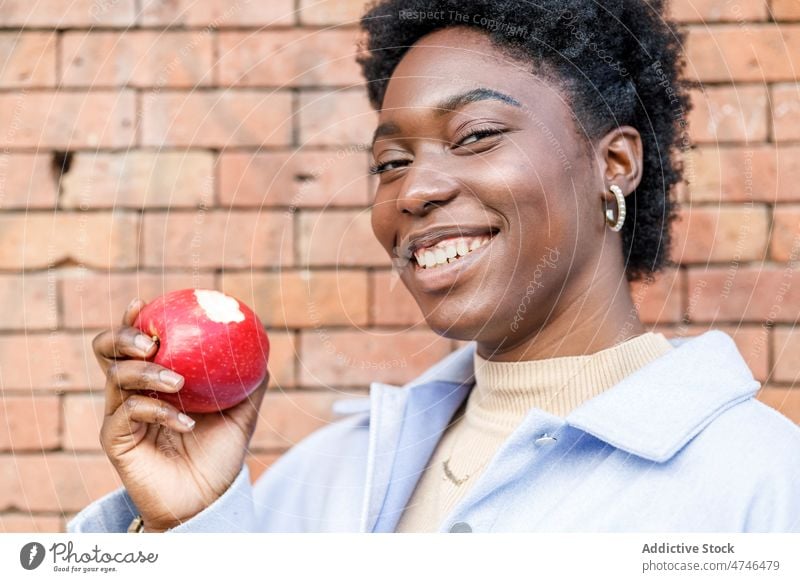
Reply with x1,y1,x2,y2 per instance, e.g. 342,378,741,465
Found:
223,373,269,436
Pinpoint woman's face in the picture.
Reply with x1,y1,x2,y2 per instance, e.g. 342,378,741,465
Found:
370,27,616,352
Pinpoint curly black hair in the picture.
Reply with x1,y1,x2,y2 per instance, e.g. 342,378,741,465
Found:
356,0,692,282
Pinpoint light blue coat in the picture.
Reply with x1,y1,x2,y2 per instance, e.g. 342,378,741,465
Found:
68,330,800,533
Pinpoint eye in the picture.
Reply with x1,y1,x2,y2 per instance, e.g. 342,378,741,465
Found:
454,127,504,148
369,159,410,175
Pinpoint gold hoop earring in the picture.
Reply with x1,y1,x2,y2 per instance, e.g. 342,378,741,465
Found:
605,184,626,232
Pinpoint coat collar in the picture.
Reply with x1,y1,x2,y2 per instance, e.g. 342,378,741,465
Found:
359,330,760,532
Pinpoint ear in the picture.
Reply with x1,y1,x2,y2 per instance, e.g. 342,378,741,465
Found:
594,125,643,197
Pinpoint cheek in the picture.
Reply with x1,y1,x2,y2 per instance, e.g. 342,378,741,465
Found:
369,197,395,253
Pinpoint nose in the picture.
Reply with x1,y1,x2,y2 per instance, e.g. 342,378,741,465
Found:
395,164,459,215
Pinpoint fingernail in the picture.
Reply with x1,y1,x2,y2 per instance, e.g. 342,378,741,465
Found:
159,369,184,389
135,334,155,353
126,298,140,312
178,413,195,429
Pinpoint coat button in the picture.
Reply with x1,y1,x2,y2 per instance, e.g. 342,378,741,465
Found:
449,521,472,533
534,434,557,446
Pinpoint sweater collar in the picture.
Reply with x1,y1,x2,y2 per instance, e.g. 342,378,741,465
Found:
468,332,674,426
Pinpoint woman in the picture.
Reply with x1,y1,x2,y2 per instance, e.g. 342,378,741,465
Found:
69,0,800,533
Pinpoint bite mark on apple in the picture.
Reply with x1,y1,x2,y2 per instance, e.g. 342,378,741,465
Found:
194,289,245,324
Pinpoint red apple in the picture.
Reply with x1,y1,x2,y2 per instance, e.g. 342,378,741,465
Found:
133,288,270,413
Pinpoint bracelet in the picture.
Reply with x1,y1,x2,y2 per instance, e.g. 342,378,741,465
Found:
127,515,145,533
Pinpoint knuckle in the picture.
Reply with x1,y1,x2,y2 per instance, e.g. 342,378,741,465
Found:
106,361,121,384
91,331,106,354
154,402,169,424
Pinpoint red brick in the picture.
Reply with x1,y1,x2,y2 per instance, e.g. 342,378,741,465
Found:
0,212,139,270
772,84,800,141
141,91,292,148
668,0,768,22
757,386,800,424
686,145,800,203
772,0,800,20
0,91,135,149
62,395,103,452
219,150,370,208
299,329,452,387
686,266,800,323
61,31,214,88
0,396,60,451
772,327,800,383
0,0,136,27
0,154,59,209
299,89,377,146
219,30,361,88
686,25,800,82
0,454,120,512
628,268,684,324
0,32,56,88
143,210,292,269
0,333,105,391
0,513,62,533
371,269,425,327
662,324,770,381
220,270,369,328
245,452,282,482
670,205,769,264
298,209,387,267
60,271,215,329
61,152,215,209
771,205,800,261
299,0,366,24
250,391,341,450
688,86,768,143
262,331,296,389
141,0,294,26
0,273,57,330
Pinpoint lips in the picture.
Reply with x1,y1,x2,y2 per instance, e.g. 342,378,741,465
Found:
399,227,499,294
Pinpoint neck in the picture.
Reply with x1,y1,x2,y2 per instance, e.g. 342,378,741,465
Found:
477,258,644,362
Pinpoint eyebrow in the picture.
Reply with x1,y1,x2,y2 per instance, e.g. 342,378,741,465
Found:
370,87,523,148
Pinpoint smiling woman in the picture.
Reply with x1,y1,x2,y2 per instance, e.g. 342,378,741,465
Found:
68,0,800,535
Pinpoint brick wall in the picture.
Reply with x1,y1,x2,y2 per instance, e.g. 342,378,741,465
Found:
0,0,798,532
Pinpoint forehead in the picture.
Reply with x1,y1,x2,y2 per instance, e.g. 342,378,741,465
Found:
379,27,563,117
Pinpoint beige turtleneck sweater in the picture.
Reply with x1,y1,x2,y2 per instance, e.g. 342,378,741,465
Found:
394,331,674,532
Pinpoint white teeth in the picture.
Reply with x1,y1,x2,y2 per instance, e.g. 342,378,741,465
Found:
424,250,436,268
414,234,494,269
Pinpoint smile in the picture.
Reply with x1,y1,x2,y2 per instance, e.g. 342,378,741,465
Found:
412,234,492,269
407,230,498,293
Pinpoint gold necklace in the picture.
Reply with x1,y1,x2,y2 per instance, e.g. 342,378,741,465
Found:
440,400,489,486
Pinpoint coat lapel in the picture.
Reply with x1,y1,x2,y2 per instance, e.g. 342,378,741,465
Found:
360,343,477,533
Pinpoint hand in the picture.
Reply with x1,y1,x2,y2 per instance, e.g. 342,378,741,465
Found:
92,298,268,532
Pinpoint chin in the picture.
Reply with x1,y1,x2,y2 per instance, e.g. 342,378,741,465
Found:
420,304,503,343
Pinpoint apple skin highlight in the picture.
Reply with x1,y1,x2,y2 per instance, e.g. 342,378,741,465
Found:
133,288,270,413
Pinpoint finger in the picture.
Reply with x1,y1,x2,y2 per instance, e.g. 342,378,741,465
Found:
92,326,158,371
122,297,145,327
104,360,185,415
101,394,195,456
